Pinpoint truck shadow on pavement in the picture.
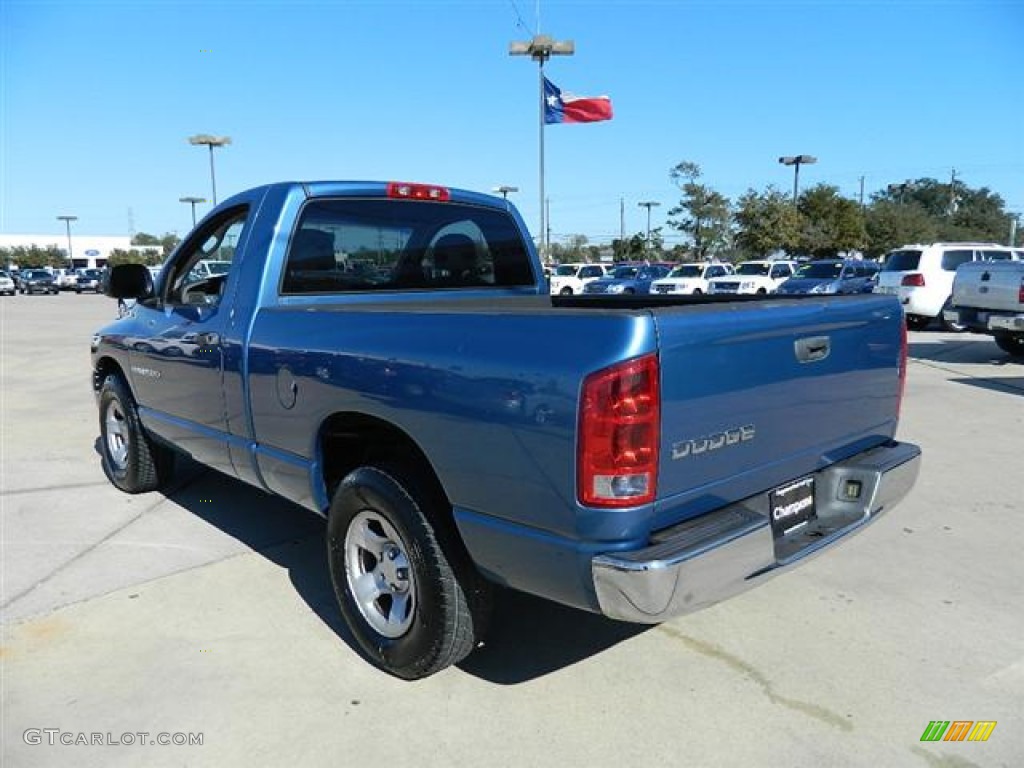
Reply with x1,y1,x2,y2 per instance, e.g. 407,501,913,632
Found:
95,447,648,684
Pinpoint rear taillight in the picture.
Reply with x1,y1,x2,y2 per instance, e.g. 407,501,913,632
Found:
1018,278,1024,304
578,354,660,507
897,320,908,419
386,182,450,201
901,273,925,287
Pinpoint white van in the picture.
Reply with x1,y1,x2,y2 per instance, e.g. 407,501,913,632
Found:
874,243,1022,331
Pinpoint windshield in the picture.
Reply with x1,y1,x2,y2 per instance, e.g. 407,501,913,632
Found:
735,262,771,276
611,266,637,279
882,250,921,271
28,270,50,278
555,265,578,276
794,262,843,279
668,265,701,278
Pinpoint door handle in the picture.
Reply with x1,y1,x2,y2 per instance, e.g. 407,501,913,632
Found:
794,336,830,363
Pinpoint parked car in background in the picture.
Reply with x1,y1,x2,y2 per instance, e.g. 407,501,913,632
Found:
582,263,671,294
776,259,880,295
873,243,1020,331
51,268,79,291
707,260,797,295
19,269,58,295
549,262,608,295
75,268,105,293
650,262,734,295
0,270,15,296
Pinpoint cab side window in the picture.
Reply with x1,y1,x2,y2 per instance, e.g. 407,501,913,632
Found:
164,207,249,306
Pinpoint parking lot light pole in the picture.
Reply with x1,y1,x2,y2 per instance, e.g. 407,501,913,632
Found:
188,134,231,205
509,34,574,259
493,185,519,200
637,201,660,252
179,196,206,227
57,215,77,270
778,155,817,202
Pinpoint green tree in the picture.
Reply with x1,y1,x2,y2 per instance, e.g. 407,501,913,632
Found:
0,244,65,268
733,187,802,257
667,161,732,259
864,200,937,258
131,232,161,246
797,185,866,258
107,248,164,267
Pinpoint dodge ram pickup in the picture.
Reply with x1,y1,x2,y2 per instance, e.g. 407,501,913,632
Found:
92,180,921,679
946,260,1024,358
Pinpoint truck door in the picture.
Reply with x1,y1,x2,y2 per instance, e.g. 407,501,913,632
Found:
129,205,250,475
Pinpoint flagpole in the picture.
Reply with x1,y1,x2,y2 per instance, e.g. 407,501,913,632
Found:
539,59,546,259
509,34,574,263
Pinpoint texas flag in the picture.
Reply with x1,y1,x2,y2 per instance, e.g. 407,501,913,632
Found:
543,77,613,124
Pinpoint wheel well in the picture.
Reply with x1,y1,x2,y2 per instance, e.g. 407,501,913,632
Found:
93,356,127,393
319,412,449,513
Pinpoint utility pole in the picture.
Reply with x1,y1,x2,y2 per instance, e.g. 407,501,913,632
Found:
509,33,575,260
858,176,865,208
949,168,958,215
637,201,660,252
545,197,551,252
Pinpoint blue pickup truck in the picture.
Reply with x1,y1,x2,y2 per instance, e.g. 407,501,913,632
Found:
92,180,921,679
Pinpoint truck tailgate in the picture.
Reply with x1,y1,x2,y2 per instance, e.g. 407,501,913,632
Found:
953,261,1024,313
652,294,902,529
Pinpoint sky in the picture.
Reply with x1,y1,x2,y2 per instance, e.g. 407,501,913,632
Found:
2,0,1022,247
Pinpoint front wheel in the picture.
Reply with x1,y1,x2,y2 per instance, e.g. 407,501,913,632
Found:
559,287,573,295
994,333,1024,359
98,374,174,493
326,464,492,679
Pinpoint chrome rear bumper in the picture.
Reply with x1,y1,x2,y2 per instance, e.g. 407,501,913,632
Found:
592,441,921,623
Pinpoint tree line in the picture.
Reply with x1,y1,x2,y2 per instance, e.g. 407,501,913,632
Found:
548,160,1017,263
1,233,180,269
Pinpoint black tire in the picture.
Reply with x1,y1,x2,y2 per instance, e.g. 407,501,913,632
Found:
326,464,492,680
757,288,767,295
559,287,573,295
693,288,703,295
994,333,1024,359
906,315,931,331
940,298,967,333
623,287,635,294
98,374,174,493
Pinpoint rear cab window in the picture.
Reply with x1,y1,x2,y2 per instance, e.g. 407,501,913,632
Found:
281,199,534,294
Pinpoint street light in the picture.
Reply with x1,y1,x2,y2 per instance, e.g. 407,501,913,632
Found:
493,185,519,200
510,34,575,257
637,201,660,251
778,155,817,202
179,196,207,227
188,134,231,205
56,215,77,269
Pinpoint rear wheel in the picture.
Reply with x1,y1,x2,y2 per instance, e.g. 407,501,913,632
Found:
559,287,573,295
326,464,492,679
940,298,967,332
906,315,931,332
98,374,174,493
994,333,1024,359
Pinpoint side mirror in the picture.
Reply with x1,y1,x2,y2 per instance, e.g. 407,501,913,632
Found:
104,264,154,300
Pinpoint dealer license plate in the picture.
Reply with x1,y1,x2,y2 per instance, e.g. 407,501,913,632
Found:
769,476,817,537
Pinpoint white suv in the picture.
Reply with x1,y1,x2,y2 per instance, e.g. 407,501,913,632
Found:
548,262,608,295
650,262,734,295
873,243,1022,331
707,260,796,295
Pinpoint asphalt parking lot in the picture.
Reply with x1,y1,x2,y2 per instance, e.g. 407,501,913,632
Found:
2,294,1022,767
